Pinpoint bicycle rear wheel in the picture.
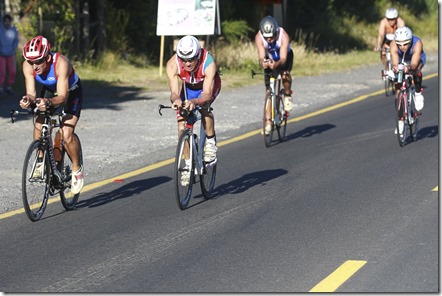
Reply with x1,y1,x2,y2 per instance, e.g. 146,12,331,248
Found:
59,133,82,210
396,92,409,147
263,94,275,147
22,140,50,222
200,137,217,199
275,95,287,141
175,129,194,210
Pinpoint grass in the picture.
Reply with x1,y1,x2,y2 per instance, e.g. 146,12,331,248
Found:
74,34,437,93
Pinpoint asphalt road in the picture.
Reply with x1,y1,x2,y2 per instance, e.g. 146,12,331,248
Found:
0,54,438,215
0,71,438,292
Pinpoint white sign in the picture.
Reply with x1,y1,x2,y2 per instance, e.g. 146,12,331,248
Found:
156,0,217,36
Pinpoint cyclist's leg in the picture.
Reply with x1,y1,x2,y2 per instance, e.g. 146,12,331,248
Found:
380,44,387,70
281,51,294,111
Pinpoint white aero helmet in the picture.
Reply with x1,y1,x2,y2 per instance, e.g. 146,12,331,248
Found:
385,8,398,19
395,27,412,43
176,35,201,60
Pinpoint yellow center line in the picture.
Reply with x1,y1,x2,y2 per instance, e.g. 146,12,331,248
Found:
309,260,367,292
432,186,438,192
1,73,438,221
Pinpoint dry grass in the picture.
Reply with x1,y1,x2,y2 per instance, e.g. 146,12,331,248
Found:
76,35,438,93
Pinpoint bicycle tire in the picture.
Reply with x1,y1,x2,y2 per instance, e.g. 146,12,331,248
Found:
200,136,217,199
59,133,82,210
275,95,287,141
409,91,419,142
396,91,408,147
384,75,390,97
175,129,194,210
263,94,275,147
22,140,50,222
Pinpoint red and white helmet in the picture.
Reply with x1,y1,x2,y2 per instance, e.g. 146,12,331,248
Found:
23,35,51,62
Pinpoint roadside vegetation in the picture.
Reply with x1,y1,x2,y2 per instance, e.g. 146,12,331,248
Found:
14,1,438,93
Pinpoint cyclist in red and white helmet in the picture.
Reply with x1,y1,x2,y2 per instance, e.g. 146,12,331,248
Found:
166,35,221,184
375,8,405,71
19,35,84,194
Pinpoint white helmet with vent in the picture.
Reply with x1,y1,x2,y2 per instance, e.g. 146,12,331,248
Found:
176,35,201,60
385,8,398,19
395,27,412,43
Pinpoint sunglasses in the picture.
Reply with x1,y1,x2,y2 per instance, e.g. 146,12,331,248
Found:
27,58,46,65
179,56,198,63
396,42,411,47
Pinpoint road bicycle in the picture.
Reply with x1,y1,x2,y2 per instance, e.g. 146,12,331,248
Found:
381,47,395,97
10,101,83,221
394,62,420,147
158,103,217,210
251,69,288,147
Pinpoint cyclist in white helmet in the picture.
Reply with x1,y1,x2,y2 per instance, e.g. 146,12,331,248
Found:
166,35,221,169
375,8,405,71
255,15,294,135
390,26,426,115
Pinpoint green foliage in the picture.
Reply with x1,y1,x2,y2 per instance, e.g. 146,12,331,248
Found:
105,1,130,54
20,0,76,55
221,20,254,44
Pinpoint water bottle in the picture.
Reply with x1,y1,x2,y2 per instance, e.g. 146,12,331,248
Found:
397,64,404,84
53,132,62,162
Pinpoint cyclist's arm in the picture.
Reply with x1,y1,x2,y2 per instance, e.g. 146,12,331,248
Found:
254,32,268,68
390,41,400,71
200,62,216,104
52,55,70,106
271,29,289,70
22,60,37,103
184,62,216,111
376,19,386,51
397,17,405,28
166,55,182,107
409,40,423,73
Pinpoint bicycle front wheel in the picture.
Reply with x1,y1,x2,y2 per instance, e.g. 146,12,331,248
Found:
409,91,419,142
175,129,194,210
59,133,82,210
275,95,287,142
263,94,275,147
396,92,409,147
22,140,50,222
200,137,217,199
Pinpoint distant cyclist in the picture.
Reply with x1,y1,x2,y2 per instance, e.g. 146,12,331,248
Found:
390,26,426,134
255,15,294,134
374,8,405,71
19,35,84,194
165,35,221,179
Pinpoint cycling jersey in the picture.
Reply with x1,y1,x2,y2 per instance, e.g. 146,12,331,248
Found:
34,52,79,92
259,27,292,61
176,48,221,101
383,20,397,45
397,36,426,65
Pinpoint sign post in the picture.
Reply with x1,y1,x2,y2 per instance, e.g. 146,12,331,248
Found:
156,0,219,76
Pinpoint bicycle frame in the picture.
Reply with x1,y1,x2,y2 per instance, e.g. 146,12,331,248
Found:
394,59,419,146
37,110,65,185
268,75,283,126
185,110,207,176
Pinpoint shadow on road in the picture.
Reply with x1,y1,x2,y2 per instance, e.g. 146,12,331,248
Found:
417,125,438,140
76,176,171,209
211,169,288,199
284,123,336,142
